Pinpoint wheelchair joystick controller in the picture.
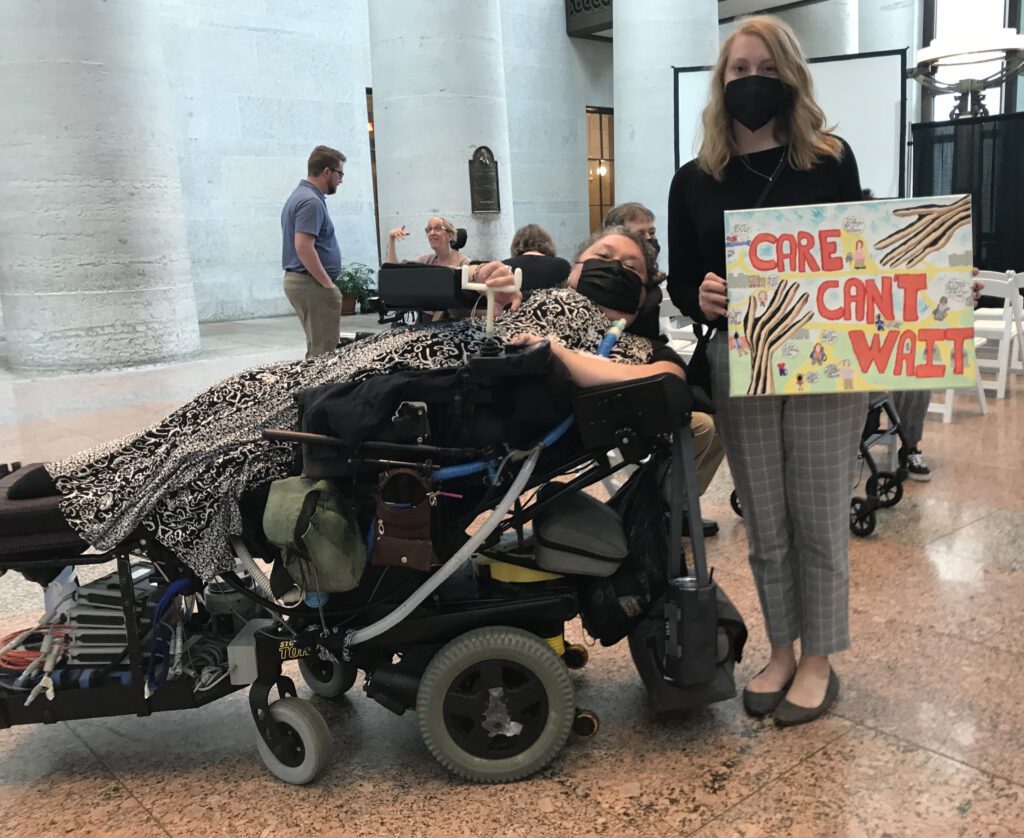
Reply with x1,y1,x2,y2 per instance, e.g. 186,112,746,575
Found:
460,264,522,339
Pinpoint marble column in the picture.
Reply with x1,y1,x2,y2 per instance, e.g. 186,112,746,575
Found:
773,0,859,58
613,0,719,255
860,0,921,127
0,0,199,372
368,0,515,261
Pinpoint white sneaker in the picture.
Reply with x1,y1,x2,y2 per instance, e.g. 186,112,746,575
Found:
905,449,932,482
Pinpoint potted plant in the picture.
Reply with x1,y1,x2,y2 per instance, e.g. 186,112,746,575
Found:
334,262,375,316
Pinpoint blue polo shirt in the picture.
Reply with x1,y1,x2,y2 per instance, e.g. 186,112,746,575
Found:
281,180,342,278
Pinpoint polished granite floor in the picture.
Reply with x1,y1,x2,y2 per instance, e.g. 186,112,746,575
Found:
0,317,1022,837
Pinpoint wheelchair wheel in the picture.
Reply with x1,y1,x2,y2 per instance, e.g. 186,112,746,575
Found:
866,472,903,509
417,626,575,783
299,654,358,698
255,697,332,785
849,498,876,537
730,489,743,518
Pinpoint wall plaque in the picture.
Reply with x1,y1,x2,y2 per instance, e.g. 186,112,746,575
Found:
468,146,500,213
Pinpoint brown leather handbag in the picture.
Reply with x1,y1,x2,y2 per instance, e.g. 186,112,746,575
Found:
370,468,438,572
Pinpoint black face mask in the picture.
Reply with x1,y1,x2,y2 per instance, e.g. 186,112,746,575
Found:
649,237,661,256
724,75,787,132
576,259,645,314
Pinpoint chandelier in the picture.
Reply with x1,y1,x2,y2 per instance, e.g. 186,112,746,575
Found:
908,28,1024,119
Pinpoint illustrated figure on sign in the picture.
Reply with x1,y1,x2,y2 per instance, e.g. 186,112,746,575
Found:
777,361,789,377
840,359,854,390
875,313,886,332
796,373,805,392
757,290,769,311
853,240,867,270
809,342,827,366
731,331,750,355
932,295,950,321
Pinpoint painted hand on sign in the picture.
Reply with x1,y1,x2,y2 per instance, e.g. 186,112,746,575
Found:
874,195,971,268
744,280,814,395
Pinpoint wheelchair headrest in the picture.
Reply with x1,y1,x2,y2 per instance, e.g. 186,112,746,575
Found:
453,228,468,250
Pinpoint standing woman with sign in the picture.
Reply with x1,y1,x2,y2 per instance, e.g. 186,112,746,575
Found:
667,15,866,727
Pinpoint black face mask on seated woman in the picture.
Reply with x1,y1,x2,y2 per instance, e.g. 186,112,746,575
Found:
575,258,645,314
724,75,788,132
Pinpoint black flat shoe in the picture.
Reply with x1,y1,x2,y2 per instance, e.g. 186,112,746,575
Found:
742,669,795,717
774,668,840,727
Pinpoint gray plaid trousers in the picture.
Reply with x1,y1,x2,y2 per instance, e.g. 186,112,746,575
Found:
710,333,867,655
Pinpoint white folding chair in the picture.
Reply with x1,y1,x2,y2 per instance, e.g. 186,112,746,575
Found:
973,270,1024,399
927,344,989,423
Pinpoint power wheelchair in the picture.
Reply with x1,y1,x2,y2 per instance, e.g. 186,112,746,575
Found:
0,264,746,785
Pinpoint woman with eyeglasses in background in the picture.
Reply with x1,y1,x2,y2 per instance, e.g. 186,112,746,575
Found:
386,216,470,268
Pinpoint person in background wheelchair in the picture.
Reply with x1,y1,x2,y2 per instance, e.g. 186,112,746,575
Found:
386,215,470,268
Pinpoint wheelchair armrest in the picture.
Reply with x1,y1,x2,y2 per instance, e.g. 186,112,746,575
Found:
262,429,349,449
572,373,695,450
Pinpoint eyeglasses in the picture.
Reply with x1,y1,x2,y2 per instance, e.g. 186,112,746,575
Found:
425,225,448,234
331,168,344,179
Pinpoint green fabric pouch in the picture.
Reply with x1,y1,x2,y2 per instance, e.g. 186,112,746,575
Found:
262,477,365,593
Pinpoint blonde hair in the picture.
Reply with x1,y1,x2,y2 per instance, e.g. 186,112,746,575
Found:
697,15,843,181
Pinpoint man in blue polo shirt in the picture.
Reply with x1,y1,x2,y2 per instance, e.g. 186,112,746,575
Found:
282,145,346,358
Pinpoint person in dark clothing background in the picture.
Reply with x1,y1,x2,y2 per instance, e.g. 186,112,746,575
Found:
502,224,572,293
605,202,723,536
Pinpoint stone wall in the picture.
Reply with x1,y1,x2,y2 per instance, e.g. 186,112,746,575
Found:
500,0,613,258
156,0,380,322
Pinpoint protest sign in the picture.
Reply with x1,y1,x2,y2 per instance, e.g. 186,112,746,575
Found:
725,195,975,397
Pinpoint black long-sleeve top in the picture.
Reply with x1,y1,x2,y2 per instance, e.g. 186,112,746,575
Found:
667,138,862,330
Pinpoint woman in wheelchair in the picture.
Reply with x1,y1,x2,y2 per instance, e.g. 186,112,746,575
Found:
2,228,744,787
16,227,683,584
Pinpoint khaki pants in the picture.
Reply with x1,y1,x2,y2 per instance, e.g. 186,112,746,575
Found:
283,272,343,359
691,412,725,496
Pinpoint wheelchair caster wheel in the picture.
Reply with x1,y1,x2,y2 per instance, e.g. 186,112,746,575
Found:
417,627,575,783
572,709,600,738
730,489,743,517
563,643,589,670
849,497,877,537
299,653,358,698
255,697,332,785
866,471,903,509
